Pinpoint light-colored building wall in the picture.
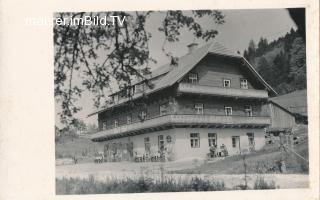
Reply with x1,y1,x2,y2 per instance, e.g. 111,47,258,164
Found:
174,128,265,159
101,128,265,161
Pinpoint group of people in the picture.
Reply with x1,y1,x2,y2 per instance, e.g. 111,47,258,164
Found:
209,144,228,158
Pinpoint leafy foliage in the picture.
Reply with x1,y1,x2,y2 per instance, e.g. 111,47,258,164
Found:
56,175,226,194
244,29,306,94
54,11,225,126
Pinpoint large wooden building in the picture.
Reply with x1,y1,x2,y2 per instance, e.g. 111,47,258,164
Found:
88,42,278,161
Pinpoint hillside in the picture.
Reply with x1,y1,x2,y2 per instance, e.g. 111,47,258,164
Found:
55,135,105,162
244,29,306,95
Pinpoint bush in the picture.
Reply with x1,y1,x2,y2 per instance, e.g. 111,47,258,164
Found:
254,177,277,190
56,175,226,194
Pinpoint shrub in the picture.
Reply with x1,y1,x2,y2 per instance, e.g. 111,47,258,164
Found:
254,177,277,190
56,175,226,194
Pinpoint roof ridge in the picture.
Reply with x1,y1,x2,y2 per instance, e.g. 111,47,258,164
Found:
208,41,241,57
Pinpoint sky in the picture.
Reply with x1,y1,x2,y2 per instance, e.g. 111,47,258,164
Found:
55,8,297,128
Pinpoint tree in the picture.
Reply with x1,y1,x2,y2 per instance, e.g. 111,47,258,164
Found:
289,37,306,90
245,39,256,63
244,28,306,95
256,37,268,56
257,57,274,84
54,11,225,126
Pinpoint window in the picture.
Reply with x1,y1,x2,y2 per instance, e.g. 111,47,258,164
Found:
166,135,172,143
126,115,132,124
195,103,204,115
244,105,252,117
225,106,232,116
160,102,169,116
102,121,107,130
247,133,255,148
144,137,151,153
188,73,198,84
140,110,147,120
232,136,240,148
223,79,231,87
208,133,217,147
190,133,200,148
114,119,118,128
240,79,248,89
158,135,164,151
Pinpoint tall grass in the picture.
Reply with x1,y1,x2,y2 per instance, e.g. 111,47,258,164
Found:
254,177,277,189
56,175,226,194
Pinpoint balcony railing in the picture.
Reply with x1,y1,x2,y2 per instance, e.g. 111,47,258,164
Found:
178,83,269,99
89,114,271,140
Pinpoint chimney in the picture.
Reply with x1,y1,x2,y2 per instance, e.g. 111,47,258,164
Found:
187,42,198,54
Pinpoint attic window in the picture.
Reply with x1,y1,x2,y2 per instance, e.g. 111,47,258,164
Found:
188,73,198,84
240,79,248,89
223,79,231,88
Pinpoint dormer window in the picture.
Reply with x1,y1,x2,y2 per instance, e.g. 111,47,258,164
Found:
188,73,198,84
240,79,248,89
223,79,231,88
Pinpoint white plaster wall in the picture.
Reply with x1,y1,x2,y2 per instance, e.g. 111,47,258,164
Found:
100,128,265,161
102,129,176,157
174,128,266,160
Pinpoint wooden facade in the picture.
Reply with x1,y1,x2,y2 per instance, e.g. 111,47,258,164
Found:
265,102,296,129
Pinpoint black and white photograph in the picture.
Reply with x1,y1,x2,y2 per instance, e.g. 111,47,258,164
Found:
53,8,311,195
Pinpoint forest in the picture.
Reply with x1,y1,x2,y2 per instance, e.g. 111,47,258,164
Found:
243,28,306,95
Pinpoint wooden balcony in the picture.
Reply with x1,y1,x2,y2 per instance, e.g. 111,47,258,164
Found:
178,83,269,99
89,114,271,141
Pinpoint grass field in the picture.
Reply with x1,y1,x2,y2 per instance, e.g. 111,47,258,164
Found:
170,136,308,174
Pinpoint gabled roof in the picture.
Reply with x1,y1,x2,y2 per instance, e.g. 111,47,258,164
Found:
88,42,277,116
